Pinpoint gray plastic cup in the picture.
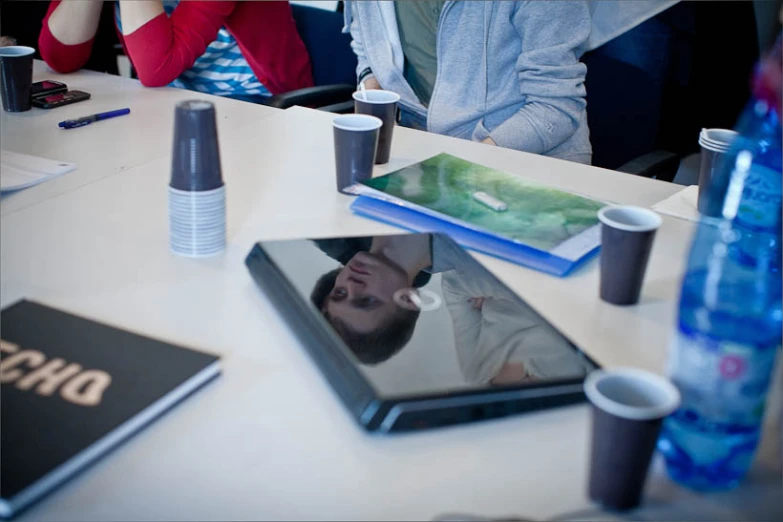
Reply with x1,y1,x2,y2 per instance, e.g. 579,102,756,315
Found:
0,46,35,112
168,100,225,257
598,206,662,306
584,368,680,511
170,100,223,192
697,128,738,216
353,90,400,164
333,114,382,194
168,186,226,257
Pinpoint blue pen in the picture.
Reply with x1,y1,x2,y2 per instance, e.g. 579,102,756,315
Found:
58,108,131,129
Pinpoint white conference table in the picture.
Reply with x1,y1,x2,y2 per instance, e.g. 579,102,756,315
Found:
0,61,280,216
1,74,781,521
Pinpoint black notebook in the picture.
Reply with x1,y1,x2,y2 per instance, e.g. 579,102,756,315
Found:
0,300,221,518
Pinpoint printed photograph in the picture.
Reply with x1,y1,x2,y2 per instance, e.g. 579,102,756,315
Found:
362,154,604,251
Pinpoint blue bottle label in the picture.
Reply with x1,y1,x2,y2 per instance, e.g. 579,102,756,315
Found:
668,329,779,427
736,164,782,230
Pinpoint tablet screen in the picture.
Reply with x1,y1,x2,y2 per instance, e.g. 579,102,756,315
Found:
261,233,596,398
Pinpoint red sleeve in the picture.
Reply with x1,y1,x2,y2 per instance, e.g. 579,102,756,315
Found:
38,0,95,73
225,1,313,95
121,1,236,87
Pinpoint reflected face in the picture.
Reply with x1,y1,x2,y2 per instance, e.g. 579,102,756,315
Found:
324,252,412,334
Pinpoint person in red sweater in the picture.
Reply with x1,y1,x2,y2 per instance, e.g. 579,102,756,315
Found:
39,1,313,99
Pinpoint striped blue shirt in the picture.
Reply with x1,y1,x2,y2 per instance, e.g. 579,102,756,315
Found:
115,1,270,97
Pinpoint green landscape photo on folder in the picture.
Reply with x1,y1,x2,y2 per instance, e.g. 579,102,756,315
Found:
359,153,604,252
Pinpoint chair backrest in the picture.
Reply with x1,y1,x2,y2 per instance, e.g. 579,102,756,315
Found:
290,3,357,87
582,1,759,171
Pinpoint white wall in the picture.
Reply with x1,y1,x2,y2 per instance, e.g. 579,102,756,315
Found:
262,239,467,397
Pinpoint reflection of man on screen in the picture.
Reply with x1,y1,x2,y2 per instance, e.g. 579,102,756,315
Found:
442,273,593,385
310,233,592,382
428,237,594,385
310,235,433,365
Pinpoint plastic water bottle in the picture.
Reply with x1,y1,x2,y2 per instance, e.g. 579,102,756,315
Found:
657,39,782,491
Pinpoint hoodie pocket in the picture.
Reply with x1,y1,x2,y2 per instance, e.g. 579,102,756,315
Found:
471,118,492,143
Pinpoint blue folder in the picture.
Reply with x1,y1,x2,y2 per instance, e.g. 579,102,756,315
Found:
350,195,600,277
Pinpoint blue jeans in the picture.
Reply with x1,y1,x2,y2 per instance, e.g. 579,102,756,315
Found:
398,108,427,131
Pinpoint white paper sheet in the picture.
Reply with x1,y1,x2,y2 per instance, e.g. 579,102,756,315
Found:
652,185,700,222
0,151,76,193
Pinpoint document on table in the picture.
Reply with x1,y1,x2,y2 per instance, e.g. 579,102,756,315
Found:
0,150,76,193
651,185,699,222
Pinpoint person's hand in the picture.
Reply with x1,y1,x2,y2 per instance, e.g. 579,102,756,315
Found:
0,36,18,47
490,362,538,385
362,75,381,90
469,297,486,310
482,136,497,146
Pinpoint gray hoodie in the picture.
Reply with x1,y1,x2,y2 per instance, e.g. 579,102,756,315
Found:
345,1,592,164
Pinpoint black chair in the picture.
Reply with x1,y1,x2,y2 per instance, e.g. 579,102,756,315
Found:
581,1,759,181
263,3,357,113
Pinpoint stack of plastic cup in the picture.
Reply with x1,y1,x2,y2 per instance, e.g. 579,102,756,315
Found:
168,100,226,257
697,128,738,216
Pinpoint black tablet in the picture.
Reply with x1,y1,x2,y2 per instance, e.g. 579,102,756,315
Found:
246,233,598,432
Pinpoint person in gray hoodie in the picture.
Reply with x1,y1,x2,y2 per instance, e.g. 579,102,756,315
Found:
345,0,593,164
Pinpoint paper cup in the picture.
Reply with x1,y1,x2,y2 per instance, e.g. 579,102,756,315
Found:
598,206,662,306
585,368,681,511
697,128,738,216
333,114,382,194
353,90,400,164
170,100,223,192
0,46,35,112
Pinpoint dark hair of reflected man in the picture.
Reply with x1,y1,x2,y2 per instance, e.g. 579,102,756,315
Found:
311,268,420,365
